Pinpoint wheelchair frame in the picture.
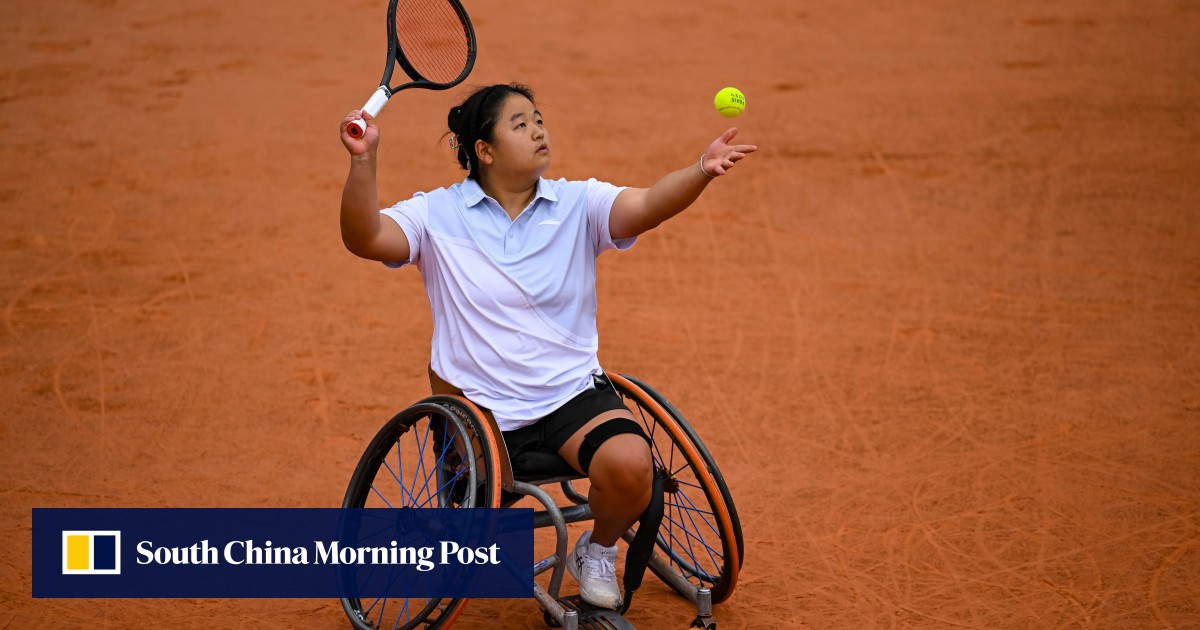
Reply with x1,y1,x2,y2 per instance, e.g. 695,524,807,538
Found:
339,373,742,630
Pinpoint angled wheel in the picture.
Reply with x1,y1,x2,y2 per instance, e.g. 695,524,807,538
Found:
339,396,502,630
609,374,743,605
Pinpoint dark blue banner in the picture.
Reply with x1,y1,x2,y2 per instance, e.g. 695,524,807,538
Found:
33,508,534,598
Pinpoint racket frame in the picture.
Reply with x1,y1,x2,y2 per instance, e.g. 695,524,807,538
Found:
348,0,477,138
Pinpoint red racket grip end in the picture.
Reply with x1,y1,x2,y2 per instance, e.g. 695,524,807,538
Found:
346,87,390,140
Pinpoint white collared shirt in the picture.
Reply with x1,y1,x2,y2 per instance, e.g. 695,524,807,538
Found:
380,177,634,430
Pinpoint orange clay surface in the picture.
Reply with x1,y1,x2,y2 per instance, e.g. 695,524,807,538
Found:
2,0,1199,628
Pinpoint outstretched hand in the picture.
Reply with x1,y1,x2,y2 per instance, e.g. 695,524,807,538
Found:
701,128,757,177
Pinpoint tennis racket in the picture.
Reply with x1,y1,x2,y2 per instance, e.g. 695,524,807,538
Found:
346,0,477,139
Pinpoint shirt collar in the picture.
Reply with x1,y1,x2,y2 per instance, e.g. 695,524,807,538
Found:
459,176,488,207
458,177,559,209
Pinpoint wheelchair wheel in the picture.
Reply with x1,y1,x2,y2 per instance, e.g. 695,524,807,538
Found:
340,396,502,630
609,374,744,605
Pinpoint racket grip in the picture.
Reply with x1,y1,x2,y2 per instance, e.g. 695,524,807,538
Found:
348,86,391,139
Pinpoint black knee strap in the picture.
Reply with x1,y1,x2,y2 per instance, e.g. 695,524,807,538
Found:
620,468,666,615
577,418,649,475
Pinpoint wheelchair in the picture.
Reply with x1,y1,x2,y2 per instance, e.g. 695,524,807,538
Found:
339,372,743,630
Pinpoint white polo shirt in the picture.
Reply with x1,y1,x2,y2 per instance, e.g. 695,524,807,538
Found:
381,176,635,431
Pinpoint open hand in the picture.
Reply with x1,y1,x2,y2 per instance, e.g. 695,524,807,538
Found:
701,128,757,176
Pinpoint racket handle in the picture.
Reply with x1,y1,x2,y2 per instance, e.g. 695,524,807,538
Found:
348,86,391,139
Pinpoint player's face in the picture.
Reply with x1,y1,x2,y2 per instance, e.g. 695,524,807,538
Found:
486,94,551,178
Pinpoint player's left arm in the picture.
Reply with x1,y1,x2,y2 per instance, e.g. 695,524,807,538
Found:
609,128,757,240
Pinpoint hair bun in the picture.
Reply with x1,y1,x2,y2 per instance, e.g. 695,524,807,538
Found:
447,106,464,132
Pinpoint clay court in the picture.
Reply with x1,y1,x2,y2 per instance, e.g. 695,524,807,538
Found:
3,0,1199,627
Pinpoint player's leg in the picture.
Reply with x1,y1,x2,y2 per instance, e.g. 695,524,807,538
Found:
557,409,653,545
550,381,653,610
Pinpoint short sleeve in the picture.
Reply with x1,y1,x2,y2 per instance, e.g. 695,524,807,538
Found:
584,178,636,255
379,193,430,268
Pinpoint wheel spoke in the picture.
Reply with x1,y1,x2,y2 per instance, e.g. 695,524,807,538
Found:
670,486,721,537
410,423,432,506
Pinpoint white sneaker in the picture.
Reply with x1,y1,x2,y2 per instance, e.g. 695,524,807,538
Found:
566,530,623,610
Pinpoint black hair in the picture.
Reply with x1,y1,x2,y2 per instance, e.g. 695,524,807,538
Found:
446,83,536,179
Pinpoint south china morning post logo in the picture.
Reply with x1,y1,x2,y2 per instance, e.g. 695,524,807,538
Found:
61,531,121,575
33,508,533,598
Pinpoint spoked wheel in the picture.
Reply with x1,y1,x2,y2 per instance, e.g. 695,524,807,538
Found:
609,374,744,605
340,396,501,630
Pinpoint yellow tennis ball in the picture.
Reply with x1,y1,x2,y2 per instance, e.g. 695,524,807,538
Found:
714,87,746,118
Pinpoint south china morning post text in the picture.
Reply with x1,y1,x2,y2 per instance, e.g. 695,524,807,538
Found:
134,537,502,572
32,508,534,598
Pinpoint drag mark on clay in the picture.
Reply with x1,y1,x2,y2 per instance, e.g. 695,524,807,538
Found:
1149,535,1196,629
645,211,755,464
285,268,333,428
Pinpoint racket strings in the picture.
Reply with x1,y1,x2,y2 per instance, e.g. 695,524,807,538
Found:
395,0,471,85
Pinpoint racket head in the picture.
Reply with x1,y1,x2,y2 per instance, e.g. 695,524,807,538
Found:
385,0,477,92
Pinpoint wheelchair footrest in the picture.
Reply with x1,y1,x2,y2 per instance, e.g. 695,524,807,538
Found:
557,595,637,630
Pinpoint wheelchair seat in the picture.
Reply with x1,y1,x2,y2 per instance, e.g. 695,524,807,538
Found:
511,451,583,483
501,451,585,510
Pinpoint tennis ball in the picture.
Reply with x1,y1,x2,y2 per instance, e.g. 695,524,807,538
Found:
714,87,746,118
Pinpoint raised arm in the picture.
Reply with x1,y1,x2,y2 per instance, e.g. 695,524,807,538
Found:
608,128,757,240
339,109,411,262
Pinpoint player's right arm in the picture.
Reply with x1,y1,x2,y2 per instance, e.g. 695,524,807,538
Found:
339,109,411,262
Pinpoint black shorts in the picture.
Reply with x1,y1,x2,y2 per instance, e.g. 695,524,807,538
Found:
500,374,627,462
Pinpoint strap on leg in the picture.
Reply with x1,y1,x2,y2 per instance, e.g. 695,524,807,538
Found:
577,418,648,475
619,468,665,615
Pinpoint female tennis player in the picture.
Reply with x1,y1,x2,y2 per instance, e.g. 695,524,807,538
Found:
338,83,755,609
